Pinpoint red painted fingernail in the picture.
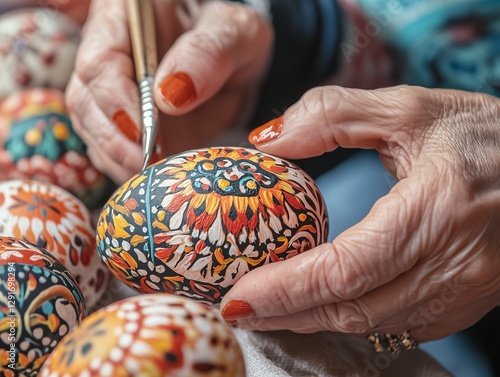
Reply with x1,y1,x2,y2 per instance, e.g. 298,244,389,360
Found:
113,109,140,142
221,300,255,321
248,116,283,145
159,72,196,108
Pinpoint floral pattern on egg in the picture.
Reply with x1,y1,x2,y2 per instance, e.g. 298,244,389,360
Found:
0,180,109,308
39,294,246,377
0,8,80,98
97,147,328,304
0,236,86,377
0,89,113,208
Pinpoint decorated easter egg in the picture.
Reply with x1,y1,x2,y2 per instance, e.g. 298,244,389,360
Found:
0,8,80,98
0,180,110,308
39,294,245,377
97,147,328,304
0,236,86,376
0,89,113,208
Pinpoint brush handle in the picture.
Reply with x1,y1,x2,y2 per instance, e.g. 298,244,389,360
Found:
126,0,158,81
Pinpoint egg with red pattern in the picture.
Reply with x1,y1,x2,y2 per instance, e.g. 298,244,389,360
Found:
97,147,328,304
0,8,80,98
0,89,113,208
39,294,246,377
0,179,109,308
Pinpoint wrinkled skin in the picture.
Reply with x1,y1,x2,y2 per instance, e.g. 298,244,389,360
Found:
221,85,500,342
66,0,273,183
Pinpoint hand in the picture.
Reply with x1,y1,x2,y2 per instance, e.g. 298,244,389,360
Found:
66,0,273,183
220,85,500,342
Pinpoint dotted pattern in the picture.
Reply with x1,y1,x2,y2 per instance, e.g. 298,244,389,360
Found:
40,294,246,377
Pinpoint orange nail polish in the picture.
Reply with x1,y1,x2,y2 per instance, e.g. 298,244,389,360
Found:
113,109,140,142
249,116,283,145
221,300,255,321
159,72,196,108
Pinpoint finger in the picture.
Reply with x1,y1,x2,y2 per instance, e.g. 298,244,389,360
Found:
154,1,273,114
248,85,441,170
67,0,143,176
67,74,142,183
228,248,462,341
221,175,429,322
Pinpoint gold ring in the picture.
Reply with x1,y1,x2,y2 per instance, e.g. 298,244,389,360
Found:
367,331,418,354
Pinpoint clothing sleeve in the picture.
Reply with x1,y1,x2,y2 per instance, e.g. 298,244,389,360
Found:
235,0,343,86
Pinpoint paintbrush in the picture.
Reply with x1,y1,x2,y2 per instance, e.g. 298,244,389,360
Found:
126,0,159,171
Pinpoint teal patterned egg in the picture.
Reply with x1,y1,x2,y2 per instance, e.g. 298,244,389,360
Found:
0,236,86,376
0,89,112,208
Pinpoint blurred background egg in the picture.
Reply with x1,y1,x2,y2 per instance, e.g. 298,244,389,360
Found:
0,8,80,98
0,236,86,376
0,89,113,209
39,294,246,377
97,147,328,304
0,180,109,308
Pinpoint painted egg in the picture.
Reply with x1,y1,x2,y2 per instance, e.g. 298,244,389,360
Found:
0,180,110,309
0,8,80,98
97,147,328,304
0,236,86,376
39,294,246,377
0,89,113,209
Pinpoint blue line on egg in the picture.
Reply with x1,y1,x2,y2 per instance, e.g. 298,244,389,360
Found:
145,166,155,263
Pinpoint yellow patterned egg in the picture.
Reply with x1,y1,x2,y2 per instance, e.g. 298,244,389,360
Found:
39,294,246,377
97,147,328,304
0,180,109,309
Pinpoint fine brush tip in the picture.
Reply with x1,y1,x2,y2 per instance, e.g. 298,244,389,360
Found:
142,153,151,171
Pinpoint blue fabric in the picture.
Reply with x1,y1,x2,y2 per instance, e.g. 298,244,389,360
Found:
352,0,500,97
315,150,396,240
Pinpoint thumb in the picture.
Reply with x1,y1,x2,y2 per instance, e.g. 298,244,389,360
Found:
220,175,427,330
154,1,272,114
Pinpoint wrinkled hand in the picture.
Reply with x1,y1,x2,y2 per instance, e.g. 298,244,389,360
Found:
221,85,500,342
66,0,272,183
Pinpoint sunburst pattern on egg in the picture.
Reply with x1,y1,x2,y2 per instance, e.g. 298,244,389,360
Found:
0,236,86,376
0,180,109,308
97,147,328,304
39,294,246,377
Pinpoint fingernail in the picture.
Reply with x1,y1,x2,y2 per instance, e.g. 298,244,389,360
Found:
221,300,255,321
113,109,139,142
249,116,283,145
159,72,196,108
